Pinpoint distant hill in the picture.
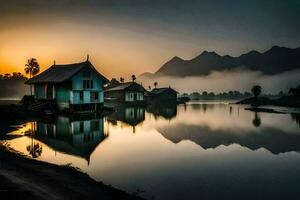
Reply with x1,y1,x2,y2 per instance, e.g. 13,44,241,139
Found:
140,46,300,78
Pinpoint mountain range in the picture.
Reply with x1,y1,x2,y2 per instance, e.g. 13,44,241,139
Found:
140,46,300,78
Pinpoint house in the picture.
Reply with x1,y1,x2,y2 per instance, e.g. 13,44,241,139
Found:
104,82,147,106
25,60,109,112
147,87,178,105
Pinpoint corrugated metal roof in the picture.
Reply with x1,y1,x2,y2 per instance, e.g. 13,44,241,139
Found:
25,61,108,84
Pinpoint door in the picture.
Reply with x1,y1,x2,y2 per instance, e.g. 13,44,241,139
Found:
46,84,54,99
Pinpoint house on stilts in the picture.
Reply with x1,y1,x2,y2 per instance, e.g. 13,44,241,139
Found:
25,59,109,113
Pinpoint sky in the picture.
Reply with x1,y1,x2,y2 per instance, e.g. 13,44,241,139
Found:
0,0,300,79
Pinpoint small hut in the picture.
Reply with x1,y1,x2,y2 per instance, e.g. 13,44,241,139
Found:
148,87,178,105
104,82,147,106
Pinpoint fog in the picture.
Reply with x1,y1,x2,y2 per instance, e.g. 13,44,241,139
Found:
0,79,30,99
138,68,300,94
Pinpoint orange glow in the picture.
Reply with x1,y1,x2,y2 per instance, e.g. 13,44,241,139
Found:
0,22,201,79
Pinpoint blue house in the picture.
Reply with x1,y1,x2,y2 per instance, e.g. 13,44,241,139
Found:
25,60,109,112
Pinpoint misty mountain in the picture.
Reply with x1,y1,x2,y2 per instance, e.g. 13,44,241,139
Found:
140,46,300,78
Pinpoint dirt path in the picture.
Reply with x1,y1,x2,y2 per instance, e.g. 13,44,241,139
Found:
0,146,144,200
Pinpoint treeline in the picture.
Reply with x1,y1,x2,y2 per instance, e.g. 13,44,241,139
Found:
180,90,286,100
0,72,29,99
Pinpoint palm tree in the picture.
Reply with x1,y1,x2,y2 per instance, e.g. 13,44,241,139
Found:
25,58,40,95
251,85,262,98
26,142,43,158
252,112,261,127
131,74,136,82
26,122,42,158
154,82,158,88
120,77,124,83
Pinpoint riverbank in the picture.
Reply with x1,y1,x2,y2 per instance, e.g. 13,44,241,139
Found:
237,95,300,107
0,144,143,200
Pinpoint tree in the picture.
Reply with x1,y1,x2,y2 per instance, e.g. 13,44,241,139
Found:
289,85,300,97
25,58,40,95
26,142,43,158
120,77,124,83
244,91,251,97
148,85,151,90
26,122,42,158
251,85,262,98
190,92,200,100
109,78,120,88
154,82,158,88
131,74,136,82
12,72,18,77
4,73,10,79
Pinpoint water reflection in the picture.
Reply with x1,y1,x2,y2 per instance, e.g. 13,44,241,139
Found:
27,142,43,158
1,102,300,200
107,106,145,133
147,104,177,120
291,113,300,127
189,103,215,113
34,115,107,164
157,104,300,154
252,112,261,127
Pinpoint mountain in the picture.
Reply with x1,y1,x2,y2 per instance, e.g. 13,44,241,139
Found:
158,123,300,154
140,46,300,78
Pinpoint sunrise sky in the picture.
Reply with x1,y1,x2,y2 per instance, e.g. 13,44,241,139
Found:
0,0,299,79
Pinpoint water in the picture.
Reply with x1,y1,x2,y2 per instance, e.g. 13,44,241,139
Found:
1,102,300,200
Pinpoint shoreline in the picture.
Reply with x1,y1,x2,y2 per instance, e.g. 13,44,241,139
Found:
0,144,144,200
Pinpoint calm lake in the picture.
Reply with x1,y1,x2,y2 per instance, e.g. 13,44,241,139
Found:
2,102,300,200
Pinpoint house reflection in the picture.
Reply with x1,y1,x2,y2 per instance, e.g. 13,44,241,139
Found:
146,104,177,120
34,115,108,164
107,106,145,133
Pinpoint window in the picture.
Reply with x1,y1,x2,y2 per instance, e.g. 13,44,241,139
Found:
91,80,94,88
83,80,94,89
91,92,99,102
80,91,84,101
125,92,134,102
